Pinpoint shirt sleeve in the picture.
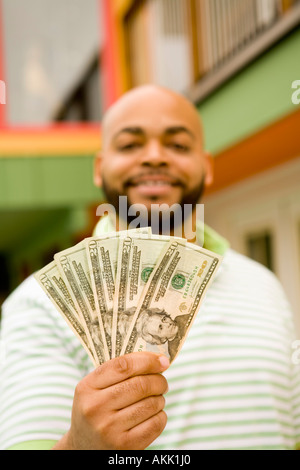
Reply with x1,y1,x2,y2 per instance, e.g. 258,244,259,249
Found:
0,275,92,450
277,279,300,450
7,440,57,450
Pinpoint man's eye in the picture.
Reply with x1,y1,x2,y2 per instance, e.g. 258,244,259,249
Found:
167,142,190,152
118,142,141,151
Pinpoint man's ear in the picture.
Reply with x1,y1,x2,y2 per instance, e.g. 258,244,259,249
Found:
94,152,103,188
204,152,214,188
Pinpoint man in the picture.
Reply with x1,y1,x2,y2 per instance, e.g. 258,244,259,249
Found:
0,85,299,450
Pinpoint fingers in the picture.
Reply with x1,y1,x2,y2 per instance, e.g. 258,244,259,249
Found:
88,352,170,390
106,373,168,410
117,395,166,431
71,352,169,449
122,410,168,450
76,352,170,450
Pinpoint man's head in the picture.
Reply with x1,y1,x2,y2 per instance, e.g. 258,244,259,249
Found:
94,85,213,229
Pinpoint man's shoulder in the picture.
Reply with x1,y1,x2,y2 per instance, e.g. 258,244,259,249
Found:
2,274,54,314
213,248,290,313
222,248,279,284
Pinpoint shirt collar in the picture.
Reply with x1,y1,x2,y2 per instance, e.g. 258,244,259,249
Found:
93,216,229,256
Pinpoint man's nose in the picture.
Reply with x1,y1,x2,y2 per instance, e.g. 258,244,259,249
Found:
141,140,168,166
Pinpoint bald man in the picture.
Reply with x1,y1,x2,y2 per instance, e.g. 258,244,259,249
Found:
1,86,299,451
94,85,212,237
57,85,210,449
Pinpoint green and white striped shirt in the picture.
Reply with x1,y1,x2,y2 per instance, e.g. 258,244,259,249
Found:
0,224,299,450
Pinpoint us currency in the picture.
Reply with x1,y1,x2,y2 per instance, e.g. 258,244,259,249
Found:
112,233,175,358
121,241,222,363
34,261,97,367
54,241,109,365
85,227,152,358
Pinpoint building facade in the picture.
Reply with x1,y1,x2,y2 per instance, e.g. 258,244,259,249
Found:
1,0,300,333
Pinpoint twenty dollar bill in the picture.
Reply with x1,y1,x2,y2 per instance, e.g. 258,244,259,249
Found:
122,240,222,363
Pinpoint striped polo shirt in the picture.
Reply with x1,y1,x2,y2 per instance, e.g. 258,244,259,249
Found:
0,223,299,450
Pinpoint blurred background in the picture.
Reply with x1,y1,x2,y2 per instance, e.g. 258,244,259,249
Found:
0,0,299,333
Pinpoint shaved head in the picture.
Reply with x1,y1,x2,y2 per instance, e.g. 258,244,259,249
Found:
101,85,205,151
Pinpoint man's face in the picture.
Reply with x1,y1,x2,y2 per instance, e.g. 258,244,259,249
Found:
95,86,213,220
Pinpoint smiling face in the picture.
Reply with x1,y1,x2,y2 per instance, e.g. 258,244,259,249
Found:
94,85,213,224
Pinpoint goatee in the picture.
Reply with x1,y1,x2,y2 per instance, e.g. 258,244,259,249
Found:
101,176,205,235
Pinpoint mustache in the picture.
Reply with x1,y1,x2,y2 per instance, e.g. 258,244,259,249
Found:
124,171,184,187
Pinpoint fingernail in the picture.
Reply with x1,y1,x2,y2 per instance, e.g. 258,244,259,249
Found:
159,355,170,369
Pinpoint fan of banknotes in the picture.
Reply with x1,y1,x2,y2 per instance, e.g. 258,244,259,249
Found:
34,228,222,368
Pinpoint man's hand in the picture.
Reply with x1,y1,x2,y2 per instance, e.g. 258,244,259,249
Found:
53,352,169,450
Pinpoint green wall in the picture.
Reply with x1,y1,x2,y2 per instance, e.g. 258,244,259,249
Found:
0,155,100,209
198,29,300,154
0,155,102,293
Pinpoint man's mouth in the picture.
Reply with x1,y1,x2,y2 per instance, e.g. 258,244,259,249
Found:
132,180,173,186
125,174,183,197
130,180,175,190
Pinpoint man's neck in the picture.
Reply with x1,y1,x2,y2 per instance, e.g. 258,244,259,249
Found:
115,209,199,244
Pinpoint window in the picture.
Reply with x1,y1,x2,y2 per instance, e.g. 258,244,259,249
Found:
124,0,194,90
2,0,101,124
54,55,103,122
246,230,274,271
